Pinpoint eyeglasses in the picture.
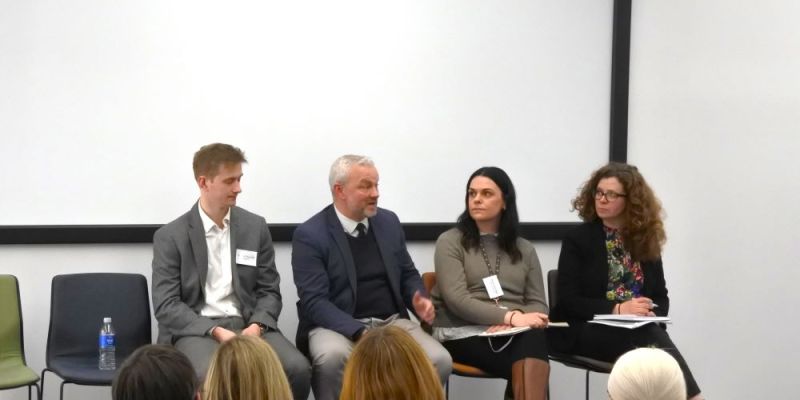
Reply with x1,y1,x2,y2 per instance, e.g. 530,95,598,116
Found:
593,189,627,201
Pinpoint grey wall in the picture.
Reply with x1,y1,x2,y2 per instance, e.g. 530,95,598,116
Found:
625,0,800,398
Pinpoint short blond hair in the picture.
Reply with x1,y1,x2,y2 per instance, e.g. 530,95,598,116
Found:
339,326,444,400
192,143,247,180
203,335,292,400
607,348,686,400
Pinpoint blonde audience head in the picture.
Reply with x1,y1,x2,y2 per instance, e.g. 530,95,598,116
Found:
339,326,445,400
203,335,292,400
607,347,686,400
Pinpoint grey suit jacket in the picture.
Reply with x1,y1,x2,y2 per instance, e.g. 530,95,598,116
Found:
151,202,282,344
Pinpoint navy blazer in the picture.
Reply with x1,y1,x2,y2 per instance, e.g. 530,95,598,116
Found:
291,205,425,354
549,221,670,351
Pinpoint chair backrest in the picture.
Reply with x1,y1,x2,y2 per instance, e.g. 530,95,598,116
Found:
419,271,494,379
547,269,558,310
422,272,437,294
420,272,437,333
0,274,26,365
46,273,152,365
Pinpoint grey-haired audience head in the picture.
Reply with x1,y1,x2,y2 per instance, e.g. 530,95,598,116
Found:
329,155,379,221
112,344,199,400
607,347,686,400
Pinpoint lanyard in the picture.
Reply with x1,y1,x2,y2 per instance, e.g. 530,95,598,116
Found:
479,238,502,275
480,237,504,308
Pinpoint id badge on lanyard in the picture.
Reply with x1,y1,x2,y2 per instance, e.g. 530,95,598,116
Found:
482,275,507,309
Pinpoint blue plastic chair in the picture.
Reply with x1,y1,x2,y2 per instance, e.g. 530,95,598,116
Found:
41,273,152,400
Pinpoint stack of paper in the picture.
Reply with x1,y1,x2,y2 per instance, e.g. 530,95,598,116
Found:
589,314,671,329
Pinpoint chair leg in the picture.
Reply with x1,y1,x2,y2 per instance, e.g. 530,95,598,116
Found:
60,381,67,400
40,369,47,400
445,377,450,400
584,370,590,400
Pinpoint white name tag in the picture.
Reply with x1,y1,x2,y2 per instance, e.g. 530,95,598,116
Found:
482,275,504,299
236,249,258,267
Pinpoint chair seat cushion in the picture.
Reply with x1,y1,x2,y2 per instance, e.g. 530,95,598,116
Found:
0,359,39,388
47,356,117,385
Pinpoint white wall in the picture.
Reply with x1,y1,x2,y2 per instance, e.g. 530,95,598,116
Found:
627,0,800,398
0,0,611,225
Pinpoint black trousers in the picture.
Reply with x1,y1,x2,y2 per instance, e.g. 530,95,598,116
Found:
568,323,701,397
442,329,548,380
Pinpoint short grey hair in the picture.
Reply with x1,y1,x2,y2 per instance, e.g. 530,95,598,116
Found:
329,155,375,191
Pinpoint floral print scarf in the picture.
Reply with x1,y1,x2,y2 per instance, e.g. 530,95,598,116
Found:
604,226,644,301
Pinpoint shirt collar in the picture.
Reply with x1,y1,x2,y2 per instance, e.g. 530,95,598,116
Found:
333,205,369,236
199,205,231,234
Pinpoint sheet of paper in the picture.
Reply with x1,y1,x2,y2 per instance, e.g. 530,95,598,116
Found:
478,326,532,337
589,314,671,329
477,322,569,337
593,314,671,322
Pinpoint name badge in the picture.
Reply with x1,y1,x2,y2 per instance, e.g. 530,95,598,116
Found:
482,275,504,299
236,249,258,267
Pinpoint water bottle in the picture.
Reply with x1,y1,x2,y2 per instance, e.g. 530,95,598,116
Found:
98,317,116,370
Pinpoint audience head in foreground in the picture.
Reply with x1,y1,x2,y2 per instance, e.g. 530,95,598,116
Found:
607,347,686,400
203,335,293,400
339,326,445,400
112,344,199,400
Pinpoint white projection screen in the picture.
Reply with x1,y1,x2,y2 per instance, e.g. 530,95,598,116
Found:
0,1,613,227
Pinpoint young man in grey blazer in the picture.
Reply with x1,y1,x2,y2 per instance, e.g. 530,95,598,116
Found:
151,143,310,399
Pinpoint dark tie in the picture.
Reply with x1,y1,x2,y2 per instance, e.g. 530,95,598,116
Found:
356,223,367,238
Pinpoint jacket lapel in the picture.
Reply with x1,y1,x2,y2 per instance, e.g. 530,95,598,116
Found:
326,207,358,298
188,202,209,289
229,207,244,302
370,216,400,294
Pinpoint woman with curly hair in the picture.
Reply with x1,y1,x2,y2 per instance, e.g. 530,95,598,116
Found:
548,162,703,399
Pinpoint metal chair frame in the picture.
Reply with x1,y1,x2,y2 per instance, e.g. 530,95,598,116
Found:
547,269,613,400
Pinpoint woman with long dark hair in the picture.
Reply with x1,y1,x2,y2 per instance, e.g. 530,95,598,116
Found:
431,166,549,400
549,162,703,399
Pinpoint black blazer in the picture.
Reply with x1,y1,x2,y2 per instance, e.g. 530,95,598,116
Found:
291,205,425,354
549,221,669,351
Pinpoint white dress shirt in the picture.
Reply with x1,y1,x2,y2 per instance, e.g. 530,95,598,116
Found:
198,206,241,318
334,206,369,238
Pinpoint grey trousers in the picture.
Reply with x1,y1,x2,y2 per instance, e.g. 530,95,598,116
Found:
308,317,452,400
174,316,311,400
